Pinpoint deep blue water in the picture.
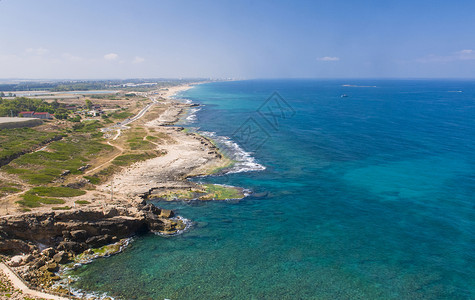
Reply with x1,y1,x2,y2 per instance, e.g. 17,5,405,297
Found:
72,80,475,299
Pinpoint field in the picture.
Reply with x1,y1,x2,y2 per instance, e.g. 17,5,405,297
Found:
0,91,156,213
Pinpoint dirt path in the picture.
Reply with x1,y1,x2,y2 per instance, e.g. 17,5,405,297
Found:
83,140,125,176
0,263,69,300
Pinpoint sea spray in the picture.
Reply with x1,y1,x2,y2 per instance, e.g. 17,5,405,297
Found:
154,216,193,237
200,131,266,174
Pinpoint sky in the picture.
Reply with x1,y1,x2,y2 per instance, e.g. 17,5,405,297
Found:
1,0,475,79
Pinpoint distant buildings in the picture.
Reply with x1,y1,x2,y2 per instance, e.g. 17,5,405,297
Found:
19,111,34,117
19,111,53,119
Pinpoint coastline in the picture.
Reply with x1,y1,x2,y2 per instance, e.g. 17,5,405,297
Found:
0,81,249,299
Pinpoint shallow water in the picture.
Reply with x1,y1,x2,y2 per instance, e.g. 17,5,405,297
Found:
71,80,475,299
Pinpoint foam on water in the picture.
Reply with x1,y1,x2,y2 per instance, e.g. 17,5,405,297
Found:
184,107,201,123
200,131,266,173
70,80,475,299
154,216,193,237
174,94,265,174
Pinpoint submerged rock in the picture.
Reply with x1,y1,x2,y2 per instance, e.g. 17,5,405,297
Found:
0,201,183,292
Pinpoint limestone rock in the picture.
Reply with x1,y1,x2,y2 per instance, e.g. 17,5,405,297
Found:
70,230,87,242
53,251,70,264
159,209,174,218
41,247,56,258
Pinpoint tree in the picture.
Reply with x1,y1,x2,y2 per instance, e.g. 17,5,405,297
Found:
85,99,93,110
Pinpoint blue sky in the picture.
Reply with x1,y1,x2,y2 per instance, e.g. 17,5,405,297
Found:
1,0,475,79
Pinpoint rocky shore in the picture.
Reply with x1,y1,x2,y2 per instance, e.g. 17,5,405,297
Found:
0,198,184,293
0,83,240,298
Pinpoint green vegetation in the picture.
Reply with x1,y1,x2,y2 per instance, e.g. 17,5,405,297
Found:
16,193,65,208
0,186,20,193
69,115,81,122
158,184,244,201
91,165,121,183
72,239,129,266
0,181,21,197
84,176,100,184
125,127,155,150
85,99,93,110
112,151,161,166
15,187,82,208
200,184,244,200
71,120,103,133
146,135,158,141
110,111,133,120
0,97,70,119
75,200,90,205
0,275,14,293
2,134,113,184
52,206,71,210
0,79,201,93
146,131,174,143
0,128,62,163
28,186,86,197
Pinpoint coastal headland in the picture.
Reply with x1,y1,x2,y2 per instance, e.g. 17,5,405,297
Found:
0,82,244,298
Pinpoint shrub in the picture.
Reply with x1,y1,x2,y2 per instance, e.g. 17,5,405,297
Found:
28,186,86,197
52,206,71,210
75,200,90,205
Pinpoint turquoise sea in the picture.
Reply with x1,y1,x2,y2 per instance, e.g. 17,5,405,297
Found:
71,80,475,299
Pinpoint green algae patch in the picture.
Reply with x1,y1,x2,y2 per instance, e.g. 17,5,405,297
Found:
155,184,245,201
199,184,244,200
71,239,132,266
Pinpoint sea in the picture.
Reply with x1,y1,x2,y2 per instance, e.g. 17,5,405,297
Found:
70,80,475,299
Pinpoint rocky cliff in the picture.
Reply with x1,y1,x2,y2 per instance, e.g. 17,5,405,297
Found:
0,200,178,255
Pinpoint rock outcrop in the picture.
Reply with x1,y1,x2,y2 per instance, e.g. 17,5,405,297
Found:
0,200,179,256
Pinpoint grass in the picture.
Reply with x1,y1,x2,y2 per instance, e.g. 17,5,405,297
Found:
28,186,86,197
71,120,103,133
146,135,158,141
75,200,90,205
110,111,134,120
128,139,153,150
15,187,83,208
0,186,20,192
84,176,100,184
2,134,113,184
112,151,162,166
52,206,71,210
0,128,61,163
90,165,121,183
125,127,155,150
16,193,65,208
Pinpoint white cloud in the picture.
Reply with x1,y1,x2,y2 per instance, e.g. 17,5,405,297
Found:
456,49,475,60
318,56,340,62
133,56,145,64
62,53,83,62
25,47,49,56
417,49,475,63
104,53,119,61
